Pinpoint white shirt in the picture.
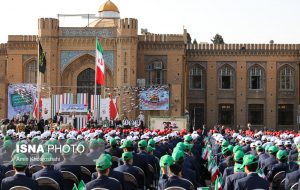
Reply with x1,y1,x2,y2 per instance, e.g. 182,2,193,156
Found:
138,114,145,123
123,119,129,125
135,120,141,127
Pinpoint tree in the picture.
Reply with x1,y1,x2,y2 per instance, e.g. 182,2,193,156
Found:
187,33,192,44
211,34,225,44
193,39,198,44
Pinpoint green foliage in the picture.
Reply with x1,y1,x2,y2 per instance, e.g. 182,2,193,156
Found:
211,34,225,44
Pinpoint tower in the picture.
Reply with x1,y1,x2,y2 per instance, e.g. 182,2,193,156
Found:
38,18,59,95
116,18,138,119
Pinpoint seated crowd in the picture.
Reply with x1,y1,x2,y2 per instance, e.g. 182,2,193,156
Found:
0,125,299,190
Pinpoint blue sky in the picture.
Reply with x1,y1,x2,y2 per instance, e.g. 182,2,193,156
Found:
0,0,299,43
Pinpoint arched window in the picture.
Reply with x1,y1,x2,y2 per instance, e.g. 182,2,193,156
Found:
124,52,127,65
77,68,100,94
189,65,203,89
249,66,264,89
219,65,234,89
25,61,37,83
279,65,295,90
124,68,128,83
145,60,167,85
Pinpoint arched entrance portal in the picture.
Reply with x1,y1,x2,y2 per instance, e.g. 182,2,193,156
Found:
61,54,113,101
77,68,100,94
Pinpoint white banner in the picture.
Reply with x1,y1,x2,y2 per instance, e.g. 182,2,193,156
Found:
41,98,51,120
100,98,110,120
60,104,88,113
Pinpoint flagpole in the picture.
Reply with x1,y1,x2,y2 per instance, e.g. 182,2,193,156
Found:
94,37,101,121
94,37,98,122
37,39,41,121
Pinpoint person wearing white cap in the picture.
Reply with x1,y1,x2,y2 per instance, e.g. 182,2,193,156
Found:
249,143,257,155
276,140,285,150
77,135,83,141
288,137,300,162
256,144,269,169
242,137,251,153
153,136,165,158
122,117,130,129
58,134,65,140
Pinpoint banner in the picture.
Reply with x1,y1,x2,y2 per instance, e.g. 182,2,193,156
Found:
98,98,118,120
139,87,169,110
149,117,187,131
8,84,37,119
100,98,110,120
59,104,88,113
41,98,51,120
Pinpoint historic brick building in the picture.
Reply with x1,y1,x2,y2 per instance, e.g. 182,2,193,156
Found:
0,0,299,129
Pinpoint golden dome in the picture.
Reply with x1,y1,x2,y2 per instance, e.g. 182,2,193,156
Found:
98,0,119,13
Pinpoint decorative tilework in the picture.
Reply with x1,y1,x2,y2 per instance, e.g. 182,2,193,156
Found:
60,28,115,37
60,50,114,72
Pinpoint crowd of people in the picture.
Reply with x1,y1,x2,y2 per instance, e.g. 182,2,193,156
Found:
0,116,299,190
1,111,146,133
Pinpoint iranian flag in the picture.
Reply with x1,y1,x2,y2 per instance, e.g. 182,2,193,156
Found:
33,98,42,119
211,161,220,183
257,168,267,180
202,146,209,160
214,176,222,190
96,38,105,85
109,95,118,120
208,159,213,172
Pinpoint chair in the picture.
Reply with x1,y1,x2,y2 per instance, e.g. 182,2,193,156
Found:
164,187,185,190
133,166,146,189
271,171,286,190
5,170,15,177
290,182,298,190
9,186,31,190
90,178,120,190
154,156,160,187
182,178,195,190
279,178,285,190
61,171,79,190
123,172,138,189
147,164,156,188
29,165,43,174
112,156,120,168
80,166,92,183
36,177,60,190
